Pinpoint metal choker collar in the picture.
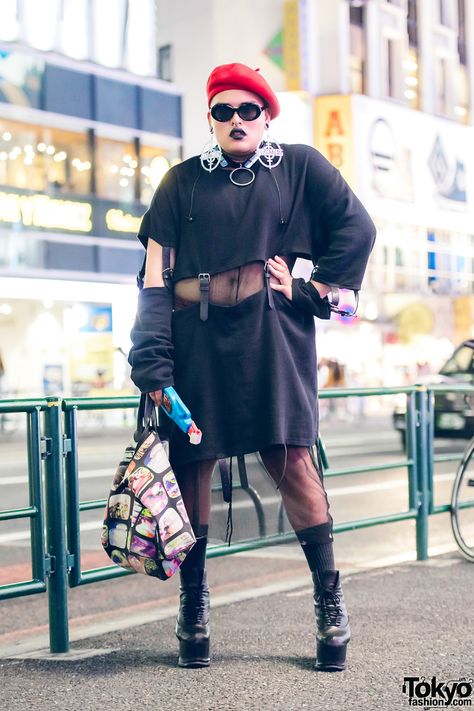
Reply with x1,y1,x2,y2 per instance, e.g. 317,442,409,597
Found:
220,152,259,187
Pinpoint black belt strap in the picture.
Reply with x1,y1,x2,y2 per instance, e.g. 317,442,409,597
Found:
162,246,173,291
264,262,274,309
218,456,249,502
199,272,210,321
218,458,232,503
136,245,173,292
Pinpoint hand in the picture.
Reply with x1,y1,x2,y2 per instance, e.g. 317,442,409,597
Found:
267,255,293,300
148,389,163,407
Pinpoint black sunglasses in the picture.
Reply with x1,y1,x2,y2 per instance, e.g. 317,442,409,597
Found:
210,102,265,122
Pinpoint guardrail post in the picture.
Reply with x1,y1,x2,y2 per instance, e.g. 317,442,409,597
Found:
406,390,417,512
415,387,429,560
426,388,435,515
64,405,81,587
27,408,46,583
43,397,69,653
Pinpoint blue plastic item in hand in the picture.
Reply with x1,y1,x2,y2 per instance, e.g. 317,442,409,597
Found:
161,386,202,445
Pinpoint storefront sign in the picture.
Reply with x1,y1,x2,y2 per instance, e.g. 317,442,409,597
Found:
0,187,146,238
351,94,474,232
0,191,92,232
265,29,284,71
314,95,355,187
283,0,301,91
79,305,113,333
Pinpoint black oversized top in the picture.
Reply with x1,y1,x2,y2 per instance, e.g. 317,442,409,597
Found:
138,143,376,290
133,144,376,466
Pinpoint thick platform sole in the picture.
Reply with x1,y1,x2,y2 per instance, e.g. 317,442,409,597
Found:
315,641,348,672
178,637,210,669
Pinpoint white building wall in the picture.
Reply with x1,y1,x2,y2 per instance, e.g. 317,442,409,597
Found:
156,0,284,158
464,0,474,127
311,0,350,95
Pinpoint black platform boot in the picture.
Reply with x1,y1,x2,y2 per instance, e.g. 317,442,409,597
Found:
176,567,210,668
312,570,350,672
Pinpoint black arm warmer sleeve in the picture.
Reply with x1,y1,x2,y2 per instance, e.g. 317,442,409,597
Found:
128,287,174,393
291,278,331,320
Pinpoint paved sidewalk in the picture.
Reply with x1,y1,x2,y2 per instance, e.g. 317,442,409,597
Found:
1,554,472,711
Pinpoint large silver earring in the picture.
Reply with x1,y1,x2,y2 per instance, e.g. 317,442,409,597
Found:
200,130,222,172
257,131,283,169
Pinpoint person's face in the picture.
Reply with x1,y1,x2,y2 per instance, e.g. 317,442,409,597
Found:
208,89,270,161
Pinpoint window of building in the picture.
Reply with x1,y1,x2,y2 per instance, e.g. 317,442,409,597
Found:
427,230,474,294
384,38,397,98
349,6,365,93
369,223,474,295
454,65,469,123
457,0,466,65
158,45,173,82
0,233,43,270
372,222,428,293
95,137,137,202
0,121,182,204
0,119,91,194
438,0,449,26
436,0,457,28
403,48,419,109
349,6,363,26
435,56,449,116
0,0,157,77
0,51,44,109
407,0,418,47
139,144,180,205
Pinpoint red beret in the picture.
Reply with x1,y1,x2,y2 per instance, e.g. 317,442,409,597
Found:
206,62,280,119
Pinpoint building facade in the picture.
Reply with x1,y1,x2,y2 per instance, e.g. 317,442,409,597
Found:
0,0,183,396
157,0,474,387
1,0,473,397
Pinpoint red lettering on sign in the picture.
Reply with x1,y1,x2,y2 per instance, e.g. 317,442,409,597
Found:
324,110,344,136
327,143,343,167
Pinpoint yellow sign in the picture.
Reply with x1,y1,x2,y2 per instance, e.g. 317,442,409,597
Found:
283,0,301,90
397,303,434,343
0,191,92,232
454,296,474,343
314,95,355,187
106,208,141,233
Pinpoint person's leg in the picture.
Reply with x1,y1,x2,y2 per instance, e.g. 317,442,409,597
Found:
259,445,334,571
174,458,216,668
259,445,350,671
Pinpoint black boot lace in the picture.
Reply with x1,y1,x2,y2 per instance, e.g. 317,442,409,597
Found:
318,589,343,627
181,587,209,626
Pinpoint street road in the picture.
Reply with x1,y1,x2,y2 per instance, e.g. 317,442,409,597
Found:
0,412,469,648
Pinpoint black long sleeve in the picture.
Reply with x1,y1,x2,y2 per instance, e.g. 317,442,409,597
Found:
307,152,376,290
128,287,174,393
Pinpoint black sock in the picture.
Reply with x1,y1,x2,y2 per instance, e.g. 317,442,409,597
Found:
180,534,208,585
296,522,335,574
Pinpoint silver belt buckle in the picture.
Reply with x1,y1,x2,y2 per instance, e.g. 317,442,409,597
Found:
198,273,211,289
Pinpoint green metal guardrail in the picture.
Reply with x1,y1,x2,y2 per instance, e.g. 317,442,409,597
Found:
425,384,474,518
0,399,47,599
278,387,423,548
0,384,472,653
62,397,268,590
